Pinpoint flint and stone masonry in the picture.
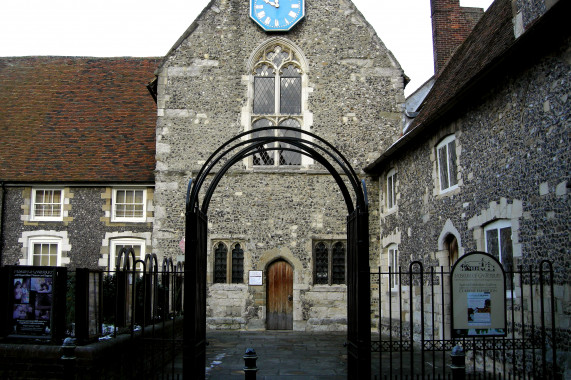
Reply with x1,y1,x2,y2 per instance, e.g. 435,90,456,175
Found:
153,0,404,330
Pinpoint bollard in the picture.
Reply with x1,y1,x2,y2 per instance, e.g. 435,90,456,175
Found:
243,347,258,380
60,337,77,380
449,345,466,380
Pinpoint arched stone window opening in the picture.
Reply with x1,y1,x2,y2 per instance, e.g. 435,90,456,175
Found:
248,40,309,167
445,234,459,269
214,242,228,284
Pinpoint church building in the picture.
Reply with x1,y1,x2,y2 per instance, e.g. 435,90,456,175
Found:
150,0,404,330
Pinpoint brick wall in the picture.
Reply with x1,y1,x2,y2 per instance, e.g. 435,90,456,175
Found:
431,0,484,75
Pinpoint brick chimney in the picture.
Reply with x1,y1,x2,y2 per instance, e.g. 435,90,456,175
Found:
431,0,484,75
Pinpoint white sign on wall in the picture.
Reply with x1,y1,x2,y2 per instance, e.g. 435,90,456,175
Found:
249,271,263,286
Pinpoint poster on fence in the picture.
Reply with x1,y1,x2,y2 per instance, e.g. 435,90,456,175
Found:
451,252,506,337
7,266,65,340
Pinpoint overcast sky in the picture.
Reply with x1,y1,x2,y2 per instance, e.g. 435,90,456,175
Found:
0,0,492,96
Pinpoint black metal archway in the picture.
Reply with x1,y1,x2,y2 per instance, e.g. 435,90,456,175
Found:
184,127,371,379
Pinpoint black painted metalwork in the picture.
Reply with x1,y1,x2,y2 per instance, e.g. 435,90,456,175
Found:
184,128,370,379
371,260,559,379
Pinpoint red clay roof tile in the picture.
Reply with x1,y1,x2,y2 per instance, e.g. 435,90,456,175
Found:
0,57,159,183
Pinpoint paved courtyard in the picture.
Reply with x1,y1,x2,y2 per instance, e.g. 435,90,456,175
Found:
204,331,348,379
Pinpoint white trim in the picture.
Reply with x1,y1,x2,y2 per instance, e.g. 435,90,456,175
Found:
31,188,64,222
19,230,71,266
109,238,146,270
387,243,399,291
27,236,62,266
111,188,147,223
436,135,459,193
386,168,397,211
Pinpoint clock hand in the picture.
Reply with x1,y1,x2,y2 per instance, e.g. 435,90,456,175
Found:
263,0,279,7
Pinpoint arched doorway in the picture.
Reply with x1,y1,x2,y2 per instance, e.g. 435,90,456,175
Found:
183,127,370,379
266,260,294,330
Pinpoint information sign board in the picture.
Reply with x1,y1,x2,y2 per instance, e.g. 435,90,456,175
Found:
11,267,56,337
451,252,507,337
249,270,263,286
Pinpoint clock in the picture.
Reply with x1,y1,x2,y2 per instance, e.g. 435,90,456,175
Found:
250,0,305,32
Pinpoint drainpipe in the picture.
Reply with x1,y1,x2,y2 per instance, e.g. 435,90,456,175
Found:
0,181,4,267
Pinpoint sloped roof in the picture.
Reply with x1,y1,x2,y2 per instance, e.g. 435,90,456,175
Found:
365,0,568,173
0,57,159,183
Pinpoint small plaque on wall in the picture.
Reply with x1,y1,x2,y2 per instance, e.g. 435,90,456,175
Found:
249,271,263,286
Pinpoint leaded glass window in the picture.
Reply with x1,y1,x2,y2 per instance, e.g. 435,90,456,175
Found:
331,242,345,284
213,241,245,284
314,240,346,285
251,43,303,167
214,243,227,284
232,244,244,284
315,242,329,284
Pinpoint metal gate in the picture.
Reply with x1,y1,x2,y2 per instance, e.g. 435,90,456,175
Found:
370,260,562,379
184,127,371,379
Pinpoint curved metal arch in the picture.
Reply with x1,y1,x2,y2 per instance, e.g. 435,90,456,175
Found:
201,138,356,214
190,133,360,212
190,126,361,199
188,127,364,211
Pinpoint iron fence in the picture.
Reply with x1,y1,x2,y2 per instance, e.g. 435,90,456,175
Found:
370,260,562,380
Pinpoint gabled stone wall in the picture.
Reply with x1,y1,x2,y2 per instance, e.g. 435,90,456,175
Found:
154,0,403,330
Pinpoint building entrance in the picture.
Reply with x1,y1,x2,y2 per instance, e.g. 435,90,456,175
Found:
183,127,370,379
267,260,293,330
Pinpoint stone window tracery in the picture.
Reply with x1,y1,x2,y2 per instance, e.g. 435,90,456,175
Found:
213,241,244,284
313,240,346,285
250,42,305,167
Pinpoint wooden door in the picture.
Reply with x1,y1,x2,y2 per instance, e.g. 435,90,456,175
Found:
267,260,293,330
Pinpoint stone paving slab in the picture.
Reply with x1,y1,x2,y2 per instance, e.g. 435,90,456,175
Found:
205,331,347,379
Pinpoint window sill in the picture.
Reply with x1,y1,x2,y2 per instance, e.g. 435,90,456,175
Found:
111,219,147,224
30,218,64,223
436,185,461,199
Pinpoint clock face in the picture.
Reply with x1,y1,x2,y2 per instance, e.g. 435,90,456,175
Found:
250,0,305,32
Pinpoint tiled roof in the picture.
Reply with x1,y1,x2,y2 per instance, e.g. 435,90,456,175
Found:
0,57,159,183
365,0,568,173
410,0,513,131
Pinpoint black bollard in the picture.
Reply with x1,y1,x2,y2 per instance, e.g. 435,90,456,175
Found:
243,347,258,380
60,337,77,380
449,345,466,380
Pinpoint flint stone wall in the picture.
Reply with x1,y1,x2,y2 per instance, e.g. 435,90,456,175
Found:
154,0,402,330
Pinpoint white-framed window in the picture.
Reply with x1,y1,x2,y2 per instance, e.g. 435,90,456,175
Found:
109,238,145,270
250,42,306,167
387,244,399,291
31,188,64,221
112,189,146,222
436,135,458,192
28,236,62,266
386,169,397,210
213,241,245,284
484,220,514,291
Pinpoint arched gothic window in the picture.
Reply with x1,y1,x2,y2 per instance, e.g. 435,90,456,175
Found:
231,243,244,284
213,241,245,284
251,43,305,167
214,242,228,284
313,240,346,285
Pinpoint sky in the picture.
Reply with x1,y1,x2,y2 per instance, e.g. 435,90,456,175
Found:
0,0,493,96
